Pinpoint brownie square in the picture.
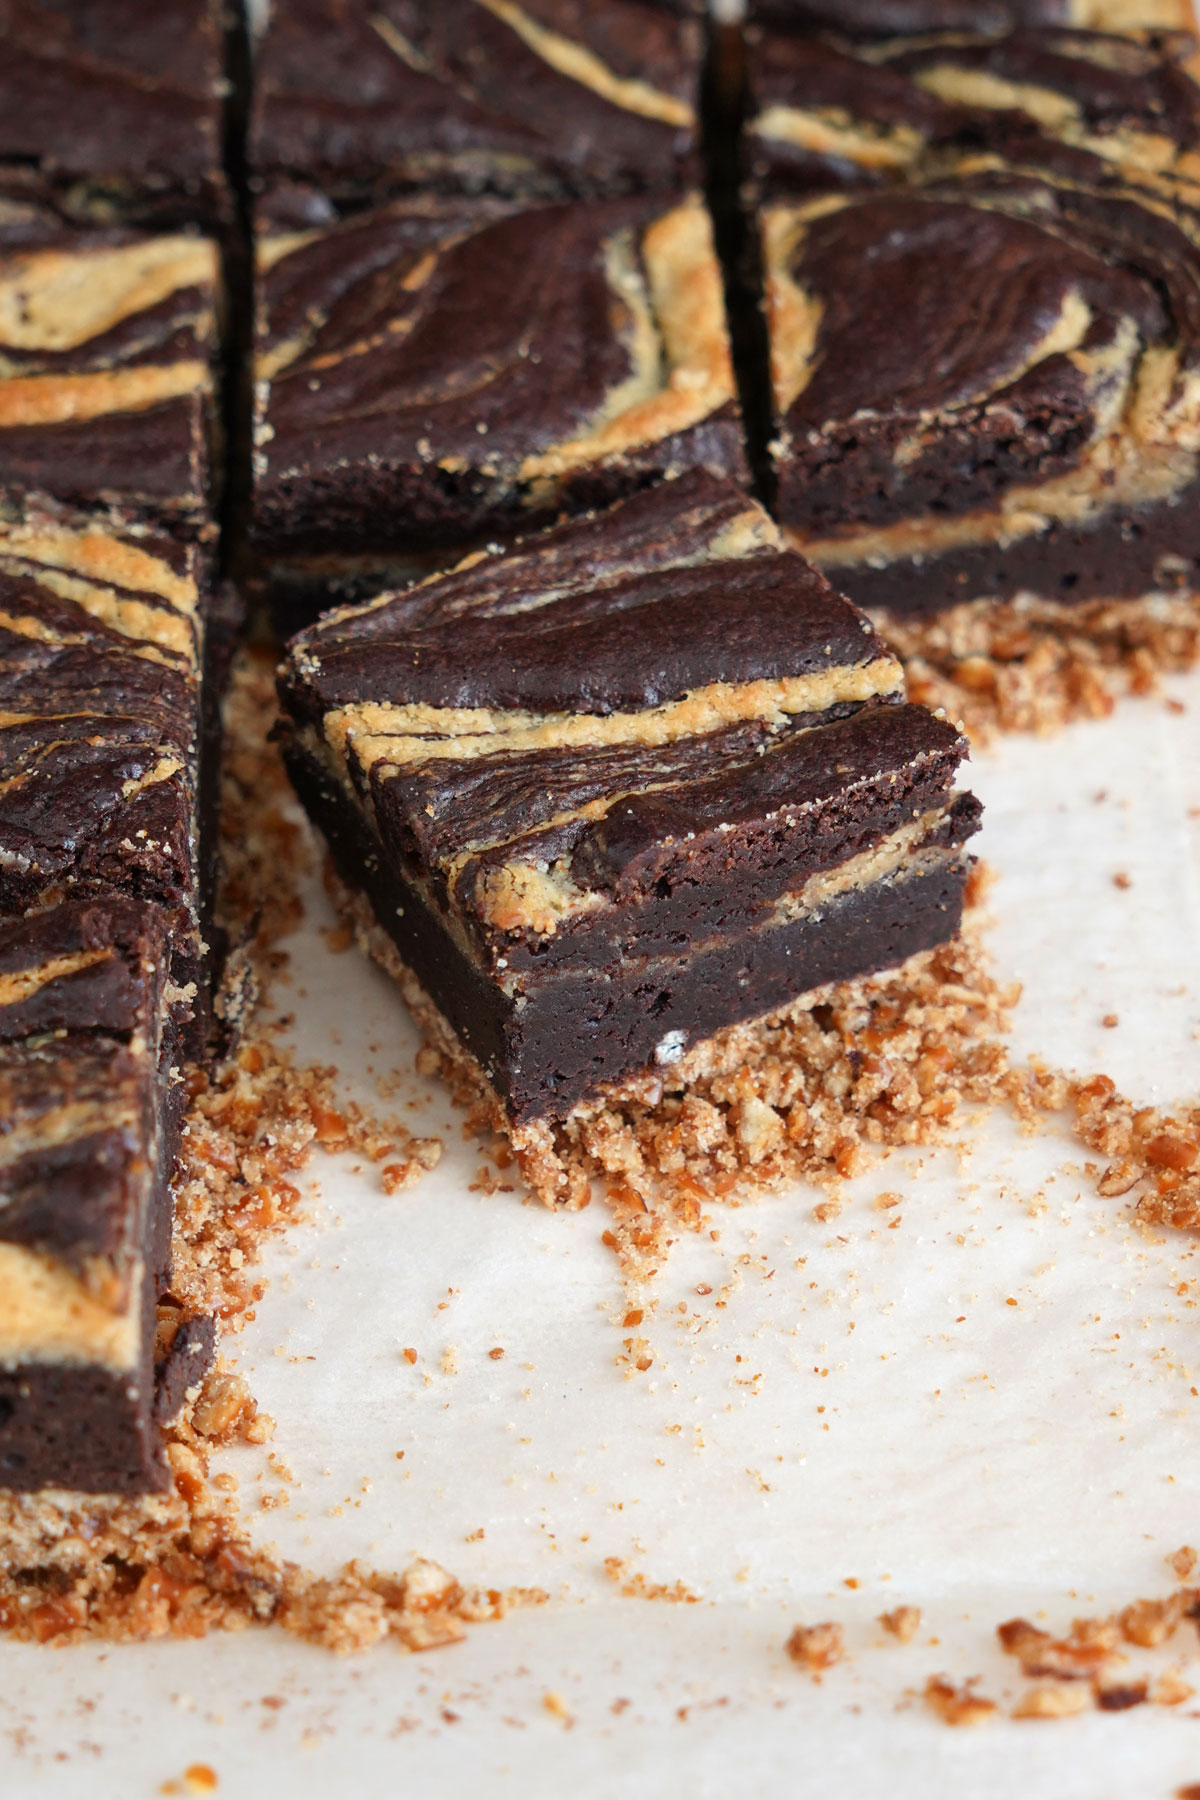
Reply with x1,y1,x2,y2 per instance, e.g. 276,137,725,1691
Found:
0,222,220,536
762,157,1200,618
0,0,228,230
0,896,197,1494
250,0,704,226
0,503,215,1035
278,472,980,1137
253,191,748,623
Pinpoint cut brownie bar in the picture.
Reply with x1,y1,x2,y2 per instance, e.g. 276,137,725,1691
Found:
0,0,228,230
0,504,225,1495
254,192,747,625
250,0,702,225
0,505,214,1049
277,473,980,1139
0,223,220,536
762,156,1200,619
0,898,198,1494
747,23,1200,196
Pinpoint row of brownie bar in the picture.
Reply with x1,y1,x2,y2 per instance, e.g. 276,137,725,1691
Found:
0,0,1194,1497
256,0,1199,1189
255,3,985,1199
248,1,1200,631
0,2,235,1492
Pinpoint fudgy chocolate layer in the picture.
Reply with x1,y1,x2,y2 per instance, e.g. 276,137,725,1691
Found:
0,509,225,1496
374,706,881,895
0,512,212,1048
0,1349,162,1495
277,468,771,667
297,554,880,719
771,183,1168,534
882,27,1200,151
746,28,963,194
766,140,1200,619
288,730,973,1122
0,897,162,1046
254,193,745,569
0,403,208,536
0,900,179,1277
0,895,186,1495
0,0,228,229
747,21,1200,196
809,476,1200,619
0,226,218,531
375,703,973,975
251,0,702,220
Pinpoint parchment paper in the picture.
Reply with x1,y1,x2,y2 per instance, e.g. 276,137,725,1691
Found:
0,667,1197,1799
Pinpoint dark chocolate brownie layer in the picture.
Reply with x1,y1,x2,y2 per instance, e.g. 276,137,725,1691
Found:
0,225,219,533
289,552,887,718
254,193,747,597
0,514,205,914
765,155,1200,616
0,0,228,229
880,25,1200,157
814,476,1200,618
287,729,976,1122
279,474,979,1127
251,0,703,223
746,28,968,194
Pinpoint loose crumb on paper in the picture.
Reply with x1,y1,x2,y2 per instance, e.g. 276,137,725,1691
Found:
918,1582,1200,1727
886,592,1199,743
785,1621,845,1673
879,1606,922,1644
604,1556,701,1605
923,1676,998,1726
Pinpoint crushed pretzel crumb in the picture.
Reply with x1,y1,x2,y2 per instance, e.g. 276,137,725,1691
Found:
1156,1670,1196,1708
785,1621,844,1673
923,1676,997,1726
1013,1682,1091,1720
996,1615,1117,1679
885,592,1199,743
879,1605,922,1644
603,1557,700,1604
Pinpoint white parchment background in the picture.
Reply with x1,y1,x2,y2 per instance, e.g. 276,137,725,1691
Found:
0,667,1197,1798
